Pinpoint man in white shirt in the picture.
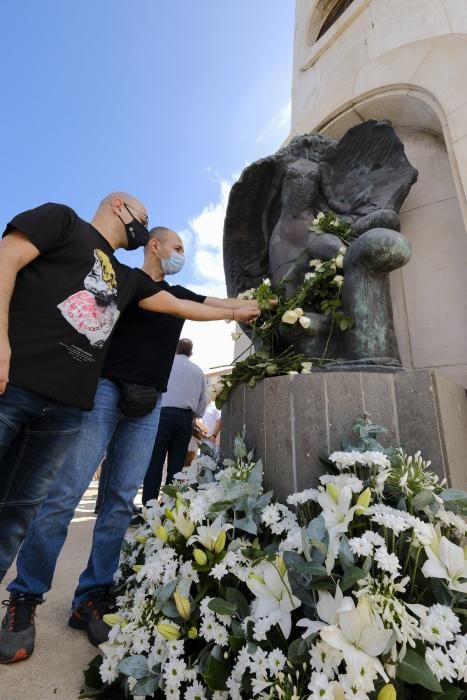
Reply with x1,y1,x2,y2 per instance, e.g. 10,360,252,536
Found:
202,401,221,446
141,338,206,503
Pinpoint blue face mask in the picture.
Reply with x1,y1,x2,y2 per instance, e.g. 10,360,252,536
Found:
160,245,185,275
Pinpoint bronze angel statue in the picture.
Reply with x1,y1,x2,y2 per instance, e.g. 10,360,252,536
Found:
223,120,418,367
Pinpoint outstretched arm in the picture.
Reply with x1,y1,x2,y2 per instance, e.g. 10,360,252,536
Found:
138,291,260,324
0,232,41,394
203,297,256,309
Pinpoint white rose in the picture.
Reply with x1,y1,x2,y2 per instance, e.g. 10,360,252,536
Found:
335,254,344,269
263,278,271,286
282,310,299,325
338,246,347,255
317,212,325,221
309,259,322,268
299,316,311,329
312,218,320,226
332,274,344,287
332,218,340,226
304,272,316,281
294,307,304,317
301,362,313,371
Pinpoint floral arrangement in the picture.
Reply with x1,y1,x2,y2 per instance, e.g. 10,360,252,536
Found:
309,211,357,245
210,243,352,408
81,418,467,700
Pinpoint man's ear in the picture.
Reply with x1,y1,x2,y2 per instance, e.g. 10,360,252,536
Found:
148,238,159,254
110,197,124,215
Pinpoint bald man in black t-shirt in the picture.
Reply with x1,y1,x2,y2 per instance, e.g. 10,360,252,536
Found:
0,200,260,664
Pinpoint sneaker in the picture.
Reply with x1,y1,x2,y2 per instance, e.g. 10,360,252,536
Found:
68,591,116,647
0,594,42,664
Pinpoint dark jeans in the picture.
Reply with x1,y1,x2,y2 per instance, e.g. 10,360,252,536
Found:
142,407,193,505
8,378,161,608
0,383,81,582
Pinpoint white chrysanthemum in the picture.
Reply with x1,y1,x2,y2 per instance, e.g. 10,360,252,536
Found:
253,609,283,641
278,527,304,554
374,546,401,576
420,604,461,646
307,672,337,700
367,504,411,536
267,648,287,676
250,647,269,678
319,474,364,492
287,488,319,505
210,562,229,580
339,673,371,699
261,504,281,526
435,506,467,536
363,531,386,547
449,635,467,682
425,646,457,682
309,639,342,678
184,680,208,700
349,536,373,557
130,626,151,654
163,657,187,688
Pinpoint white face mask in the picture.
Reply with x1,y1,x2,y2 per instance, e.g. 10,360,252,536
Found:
159,243,185,275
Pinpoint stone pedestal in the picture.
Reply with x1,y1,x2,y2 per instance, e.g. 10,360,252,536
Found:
220,370,467,503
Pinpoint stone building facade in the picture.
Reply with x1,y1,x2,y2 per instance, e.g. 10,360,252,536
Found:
291,0,467,387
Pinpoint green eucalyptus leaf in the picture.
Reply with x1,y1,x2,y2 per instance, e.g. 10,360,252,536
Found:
225,587,250,618
397,648,442,692
287,638,308,664
117,655,149,679
340,566,365,591
208,598,237,616
131,675,160,696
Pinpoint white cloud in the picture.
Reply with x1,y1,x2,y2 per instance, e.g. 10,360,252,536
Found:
183,180,235,371
256,100,291,145
186,178,233,288
188,180,231,250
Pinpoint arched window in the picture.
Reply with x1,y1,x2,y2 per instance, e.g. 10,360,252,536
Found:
316,0,355,40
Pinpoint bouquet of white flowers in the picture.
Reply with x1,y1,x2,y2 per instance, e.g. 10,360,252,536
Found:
81,419,467,700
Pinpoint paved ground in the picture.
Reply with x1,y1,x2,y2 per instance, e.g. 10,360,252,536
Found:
0,482,107,700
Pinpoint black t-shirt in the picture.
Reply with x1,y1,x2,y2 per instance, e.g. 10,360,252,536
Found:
3,203,161,409
103,278,206,392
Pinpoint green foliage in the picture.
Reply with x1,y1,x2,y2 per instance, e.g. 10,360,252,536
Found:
309,210,357,244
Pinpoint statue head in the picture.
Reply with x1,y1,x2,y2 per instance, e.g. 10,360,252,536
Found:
281,158,320,217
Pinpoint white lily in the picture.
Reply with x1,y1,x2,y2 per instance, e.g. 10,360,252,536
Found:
172,504,195,539
317,484,359,572
187,515,232,551
297,584,353,638
422,535,467,593
246,559,301,639
320,597,393,682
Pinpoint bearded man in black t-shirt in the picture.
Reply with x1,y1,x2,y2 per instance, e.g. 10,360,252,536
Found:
0,198,261,664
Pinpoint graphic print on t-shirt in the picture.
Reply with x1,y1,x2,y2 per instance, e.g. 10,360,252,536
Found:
57,249,120,348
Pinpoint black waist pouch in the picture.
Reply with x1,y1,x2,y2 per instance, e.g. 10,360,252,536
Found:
116,381,160,418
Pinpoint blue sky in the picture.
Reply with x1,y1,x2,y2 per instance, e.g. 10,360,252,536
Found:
1,0,294,368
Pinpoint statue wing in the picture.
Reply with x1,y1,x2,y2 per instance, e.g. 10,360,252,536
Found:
223,155,282,297
223,132,336,296
319,120,418,224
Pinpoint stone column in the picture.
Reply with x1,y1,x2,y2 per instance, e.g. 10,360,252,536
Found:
220,370,467,503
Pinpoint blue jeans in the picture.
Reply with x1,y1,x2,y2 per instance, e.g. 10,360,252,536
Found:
8,378,161,608
0,383,81,582
142,407,193,505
